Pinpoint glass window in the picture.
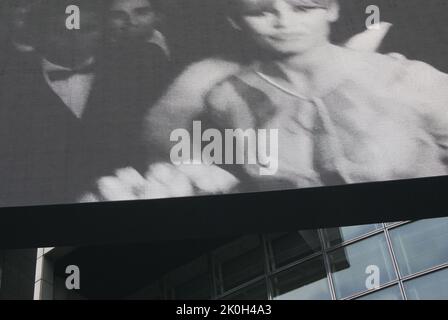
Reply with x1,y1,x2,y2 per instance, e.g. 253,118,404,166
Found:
222,281,268,300
356,285,403,300
213,236,265,294
268,230,321,269
323,224,382,247
272,256,331,300
404,268,448,300
390,217,448,276
328,234,397,299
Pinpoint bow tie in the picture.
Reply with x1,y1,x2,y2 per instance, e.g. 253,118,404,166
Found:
47,64,96,82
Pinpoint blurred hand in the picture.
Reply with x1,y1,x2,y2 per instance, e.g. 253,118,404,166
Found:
79,163,240,202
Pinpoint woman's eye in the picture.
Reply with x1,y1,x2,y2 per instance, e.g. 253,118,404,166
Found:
135,7,153,16
244,10,270,17
292,5,310,12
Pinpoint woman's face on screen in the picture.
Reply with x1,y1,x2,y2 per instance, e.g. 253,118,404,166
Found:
233,0,338,56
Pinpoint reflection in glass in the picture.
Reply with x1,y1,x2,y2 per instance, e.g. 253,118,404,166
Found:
390,218,448,276
213,236,265,293
328,234,396,299
269,231,321,269
272,256,331,300
223,281,268,300
323,224,382,247
356,285,403,300
404,268,448,300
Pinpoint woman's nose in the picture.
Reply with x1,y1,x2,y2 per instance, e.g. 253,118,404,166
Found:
129,15,139,26
122,14,139,27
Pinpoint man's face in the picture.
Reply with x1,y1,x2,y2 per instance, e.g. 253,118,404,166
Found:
5,1,33,39
10,4,30,30
108,0,157,42
235,0,338,56
41,11,103,66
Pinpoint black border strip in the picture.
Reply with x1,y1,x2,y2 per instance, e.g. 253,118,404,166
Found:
1,175,448,249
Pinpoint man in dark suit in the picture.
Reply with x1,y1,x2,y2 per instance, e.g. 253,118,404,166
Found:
0,0,170,207
0,0,38,77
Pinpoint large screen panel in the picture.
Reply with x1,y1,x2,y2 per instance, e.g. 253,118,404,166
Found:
1,0,448,247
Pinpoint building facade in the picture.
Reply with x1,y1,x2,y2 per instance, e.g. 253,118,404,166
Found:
34,217,448,300
0,249,36,300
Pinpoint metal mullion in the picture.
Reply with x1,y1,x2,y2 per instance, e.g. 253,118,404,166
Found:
400,263,448,282
270,251,323,275
342,280,401,300
215,275,267,300
384,221,411,229
383,226,407,300
318,229,337,300
210,253,224,297
208,252,218,300
260,234,274,300
322,228,385,252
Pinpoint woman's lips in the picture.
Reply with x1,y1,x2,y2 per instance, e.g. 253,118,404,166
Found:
269,33,305,41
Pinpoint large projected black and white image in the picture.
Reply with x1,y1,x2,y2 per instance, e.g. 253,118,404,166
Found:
1,0,448,209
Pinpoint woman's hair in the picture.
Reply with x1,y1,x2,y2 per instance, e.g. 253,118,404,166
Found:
225,0,333,17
